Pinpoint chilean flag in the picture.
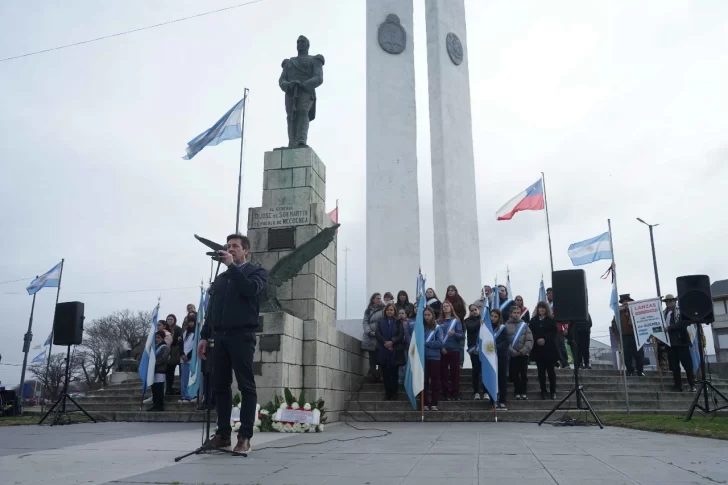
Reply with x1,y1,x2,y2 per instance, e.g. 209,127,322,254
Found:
495,179,545,221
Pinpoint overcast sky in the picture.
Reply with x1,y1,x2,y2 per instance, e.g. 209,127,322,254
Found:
1,0,726,387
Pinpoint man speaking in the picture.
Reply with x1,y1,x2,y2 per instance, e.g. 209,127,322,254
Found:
198,234,267,455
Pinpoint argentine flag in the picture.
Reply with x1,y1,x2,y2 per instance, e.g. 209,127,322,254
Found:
688,322,701,374
183,98,245,160
187,287,208,397
538,278,547,304
568,232,612,266
478,296,498,402
31,349,47,364
26,261,63,295
138,304,160,396
405,272,426,410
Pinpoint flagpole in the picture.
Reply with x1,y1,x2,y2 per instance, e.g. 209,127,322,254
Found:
607,220,631,414
18,288,38,410
235,88,249,234
40,259,64,413
541,172,555,275
334,199,338,317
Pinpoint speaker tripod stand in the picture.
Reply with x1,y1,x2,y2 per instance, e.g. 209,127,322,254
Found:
39,345,96,426
684,323,728,420
538,326,603,428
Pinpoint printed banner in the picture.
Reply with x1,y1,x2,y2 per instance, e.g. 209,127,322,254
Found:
627,297,670,349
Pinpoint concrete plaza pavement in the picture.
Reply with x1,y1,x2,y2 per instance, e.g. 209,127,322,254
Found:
1,420,727,485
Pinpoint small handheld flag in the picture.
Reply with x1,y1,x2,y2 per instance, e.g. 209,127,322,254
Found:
404,271,426,410
183,98,245,160
538,278,547,304
138,304,161,399
26,261,63,295
479,296,498,402
187,288,208,398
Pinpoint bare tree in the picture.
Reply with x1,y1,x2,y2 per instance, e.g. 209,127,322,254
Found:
29,352,82,400
78,309,152,388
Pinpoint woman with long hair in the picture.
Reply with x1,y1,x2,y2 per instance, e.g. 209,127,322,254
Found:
395,290,414,316
179,315,197,402
438,300,463,401
445,285,467,367
375,303,405,400
514,295,530,322
361,293,385,381
397,308,410,385
464,304,485,399
529,301,558,399
425,288,442,318
490,308,510,409
423,306,443,411
505,305,534,400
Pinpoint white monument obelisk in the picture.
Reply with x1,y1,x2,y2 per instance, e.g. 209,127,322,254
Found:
366,0,421,297
425,0,481,300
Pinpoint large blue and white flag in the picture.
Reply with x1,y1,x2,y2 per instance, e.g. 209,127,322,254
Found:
187,288,208,398
182,98,245,160
138,304,160,396
405,272,426,410
538,278,547,304
568,232,612,266
688,323,701,374
26,261,63,295
478,295,498,402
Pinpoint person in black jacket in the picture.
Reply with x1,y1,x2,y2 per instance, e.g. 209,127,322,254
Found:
570,313,592,370
490,308,510,409
529,302,558,399
149,331,170,412
663,294,696,392
165,314,183,395
375,303,405,400
198,233,268,455
464,304,485,400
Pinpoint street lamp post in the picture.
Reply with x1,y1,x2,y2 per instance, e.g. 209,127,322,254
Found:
636,218,661,298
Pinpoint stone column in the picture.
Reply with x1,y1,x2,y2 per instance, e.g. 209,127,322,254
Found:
425,0,482,301
366,0,421,299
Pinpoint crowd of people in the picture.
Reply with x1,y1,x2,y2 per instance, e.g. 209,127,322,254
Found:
145,303,200,411
361,284,597,410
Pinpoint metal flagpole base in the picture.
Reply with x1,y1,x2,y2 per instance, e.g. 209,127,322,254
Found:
537,385,603,429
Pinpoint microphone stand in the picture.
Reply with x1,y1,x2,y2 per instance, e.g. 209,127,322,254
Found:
175,258,246,461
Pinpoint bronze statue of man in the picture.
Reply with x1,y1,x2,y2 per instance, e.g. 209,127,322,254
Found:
279,35,325,148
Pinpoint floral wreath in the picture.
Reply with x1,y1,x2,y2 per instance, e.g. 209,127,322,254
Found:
231,388,327,433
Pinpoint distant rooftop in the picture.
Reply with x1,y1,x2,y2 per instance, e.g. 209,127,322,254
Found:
712,279,728,299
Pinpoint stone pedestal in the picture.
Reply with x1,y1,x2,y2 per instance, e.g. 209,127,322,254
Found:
245,147,366,421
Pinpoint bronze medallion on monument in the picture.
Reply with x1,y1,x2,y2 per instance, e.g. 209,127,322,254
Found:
378,14,406,55
446,32,463,65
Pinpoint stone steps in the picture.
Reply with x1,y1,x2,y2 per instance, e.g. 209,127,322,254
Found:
345,398,696,412
91,410,212,422
344,409,692,423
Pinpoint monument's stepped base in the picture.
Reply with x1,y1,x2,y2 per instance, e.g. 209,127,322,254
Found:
72,369,727,423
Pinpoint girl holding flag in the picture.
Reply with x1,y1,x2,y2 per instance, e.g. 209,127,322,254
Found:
423,307,444,411
489,309,510,409
505,305,534,400
464,304,485,400
438,301,463,401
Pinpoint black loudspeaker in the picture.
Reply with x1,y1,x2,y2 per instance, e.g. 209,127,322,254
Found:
552,269,588,322
53,301,85,345
677,275,713,323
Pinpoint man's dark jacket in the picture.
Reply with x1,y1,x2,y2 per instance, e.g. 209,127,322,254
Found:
665,308,692,347
201,262,268,338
